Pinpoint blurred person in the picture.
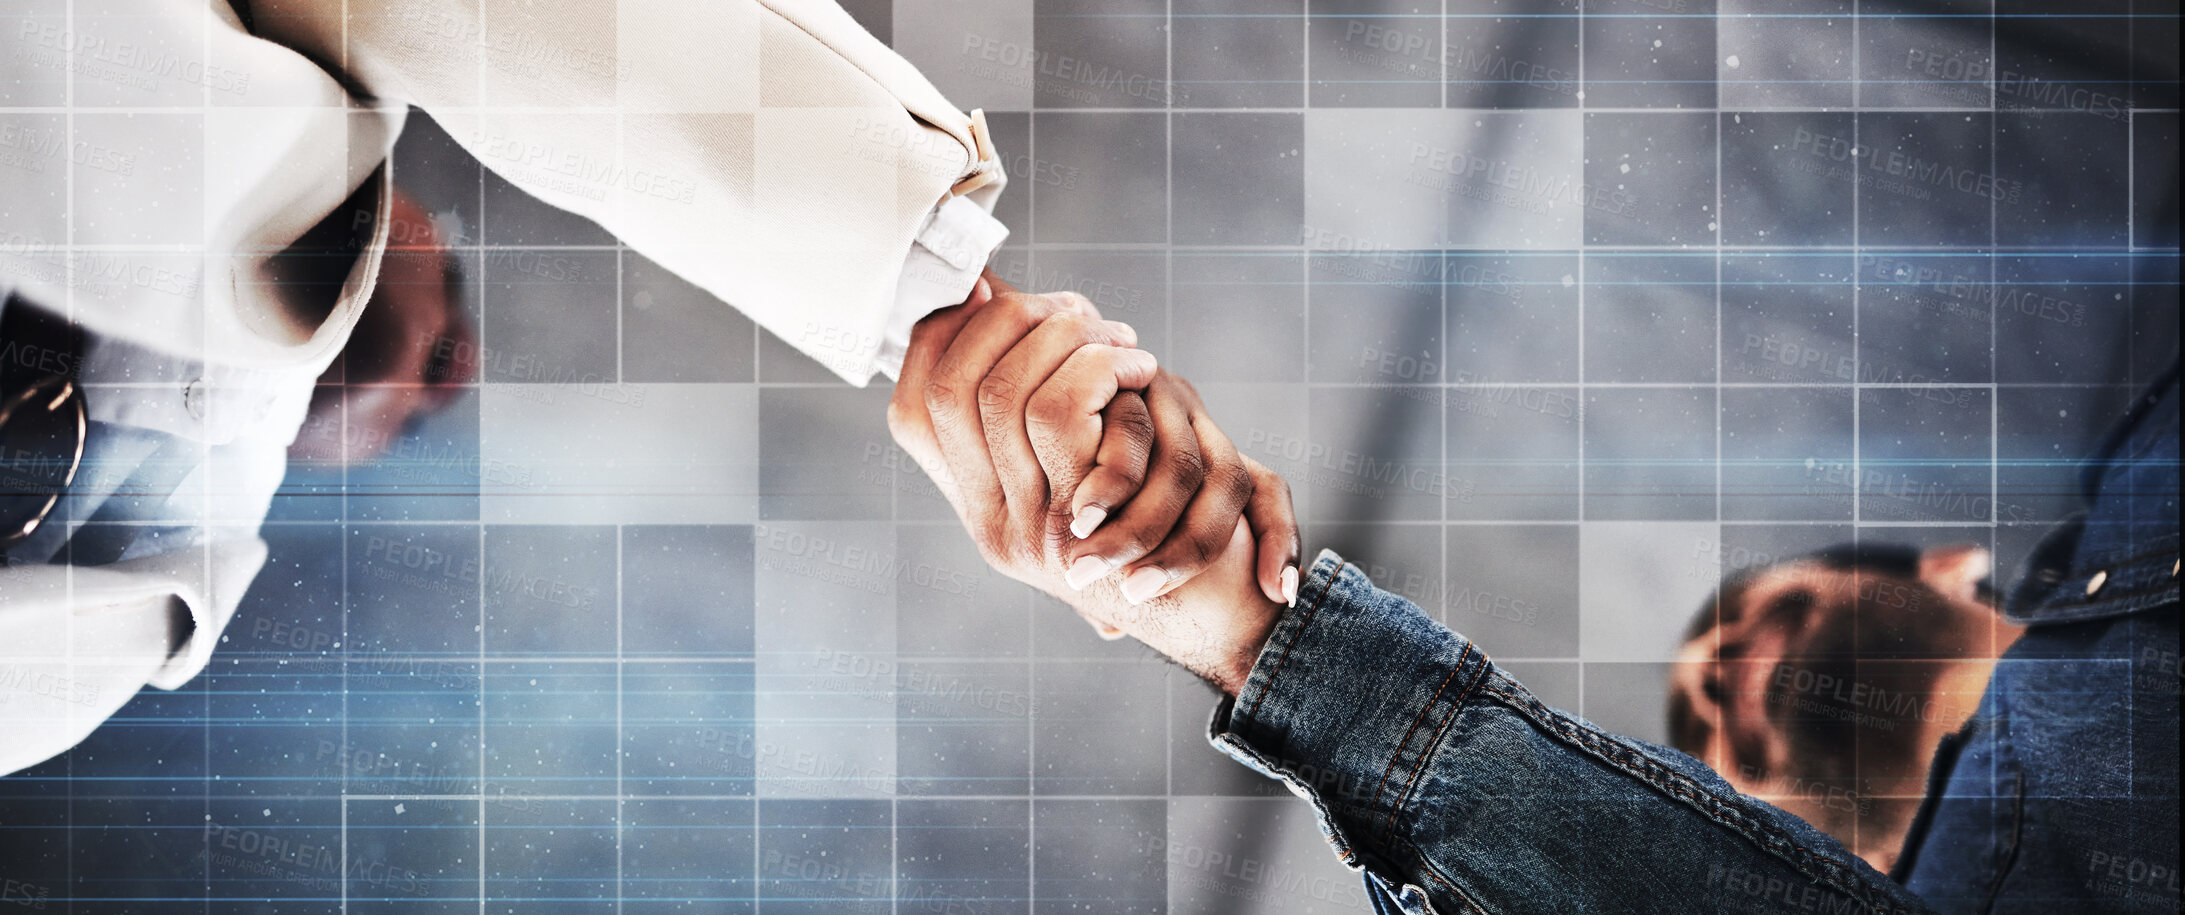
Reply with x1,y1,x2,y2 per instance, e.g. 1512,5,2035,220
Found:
0,2,1291,774
287,188,478,466
1666,542,2025,874
888,300,2178,914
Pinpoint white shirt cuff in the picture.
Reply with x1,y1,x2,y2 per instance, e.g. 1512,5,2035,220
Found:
874,194,1011,381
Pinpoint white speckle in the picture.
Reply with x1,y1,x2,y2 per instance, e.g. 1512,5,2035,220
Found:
1652,39,1664,48
1725,54,1741,69
262,809,272,817
1619,163,1631,174
1561,274,1576,287
394,803,406,815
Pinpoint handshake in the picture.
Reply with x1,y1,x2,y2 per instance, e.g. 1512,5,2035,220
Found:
886,270,1294,695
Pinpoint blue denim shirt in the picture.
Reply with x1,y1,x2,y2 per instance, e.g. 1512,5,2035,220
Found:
1211,366,2178,914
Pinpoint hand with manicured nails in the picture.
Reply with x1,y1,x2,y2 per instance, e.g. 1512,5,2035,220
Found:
887,271,1295,690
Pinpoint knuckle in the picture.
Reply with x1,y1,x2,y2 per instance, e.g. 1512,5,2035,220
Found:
923,377,964,416
1025,388,1071,430
976,372,1020,414
1166,446,1207,486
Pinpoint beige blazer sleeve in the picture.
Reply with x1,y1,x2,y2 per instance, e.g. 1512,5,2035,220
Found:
254,0,1006,385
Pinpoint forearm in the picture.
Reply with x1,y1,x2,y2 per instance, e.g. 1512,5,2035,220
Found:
1209,552,1937,915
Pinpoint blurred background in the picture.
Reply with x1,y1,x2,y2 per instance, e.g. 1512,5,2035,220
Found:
1,0,2176,911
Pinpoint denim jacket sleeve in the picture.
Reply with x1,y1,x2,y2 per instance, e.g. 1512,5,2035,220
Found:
1207,550,1938,915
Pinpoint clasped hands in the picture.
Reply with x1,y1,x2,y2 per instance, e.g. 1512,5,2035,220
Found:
886,272,1290,695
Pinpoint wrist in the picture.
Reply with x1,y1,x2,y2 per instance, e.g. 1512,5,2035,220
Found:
1134,519,1282,696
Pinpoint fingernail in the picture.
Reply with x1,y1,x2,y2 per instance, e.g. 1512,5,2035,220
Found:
1096,623,1128,641
1280,566,1299,607
1065,555,1111,591
1070,505,1108,539
1120,567,1168,605
1104,320,1138,346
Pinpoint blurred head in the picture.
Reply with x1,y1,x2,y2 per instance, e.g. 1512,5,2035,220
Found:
1667,542,2022,873
290,189,477,464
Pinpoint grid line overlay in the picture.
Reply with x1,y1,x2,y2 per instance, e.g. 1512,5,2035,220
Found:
0,0,2176,912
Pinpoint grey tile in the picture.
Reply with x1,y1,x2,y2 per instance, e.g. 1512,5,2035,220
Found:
1442,111,1589,248
622,250,754,382
2128,0,2178,110
343,666,483,798
1033,661,1167,795
1854,113,1995,248
346,524,480,654
1166,797,1381,912
758,800,893,914
1169,667,1289,798
389,112,484,236
891,0,1034,112
1582,0,1717,108
1,2,67,107
619,662,755,796
483,662,619,797
621,525,754,657
1032,799,1166,912
1582,252,1717,384
1857,1,1994,109
482,525,617,655
1583,387,1718,520
1721,253,1856,384
2133,112,2181,250
1031,112,1168,243
1580,661,1677,744
479,162,617,247
1172,5,1306,107
1171,252,1305,383
1310,0,1443,107
993,248,1169,344
1319,520,1448,615
759,386,896,519
1302,108,1459,250
1996,384,2135,523
1173,113,1305,245
483,800,617,909
480,383,758,525
899,800,1031,915
1721,112,1856,246
1857,387,1995,524
1307,385,1446,521
2129,251,2181,385
1446,385,1584,521
757,327,847,383
622,800,756,908
1033,0,1170,108
344,798,481,908
1855,252,1993,383
1309,252,1443,385
897,661,1033,797
1444,0,1581,108
1495,659,1582,710
1584,113,1718,247
1993,4,2133,113
1445,253,1584,384
896,524,1035,658
1993,254,2133,384
343,388,481,522
1445,524,1581,658
481,250,617,384
1720,386,1856,522
1717,2,1853,108
1995,112,2130,247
